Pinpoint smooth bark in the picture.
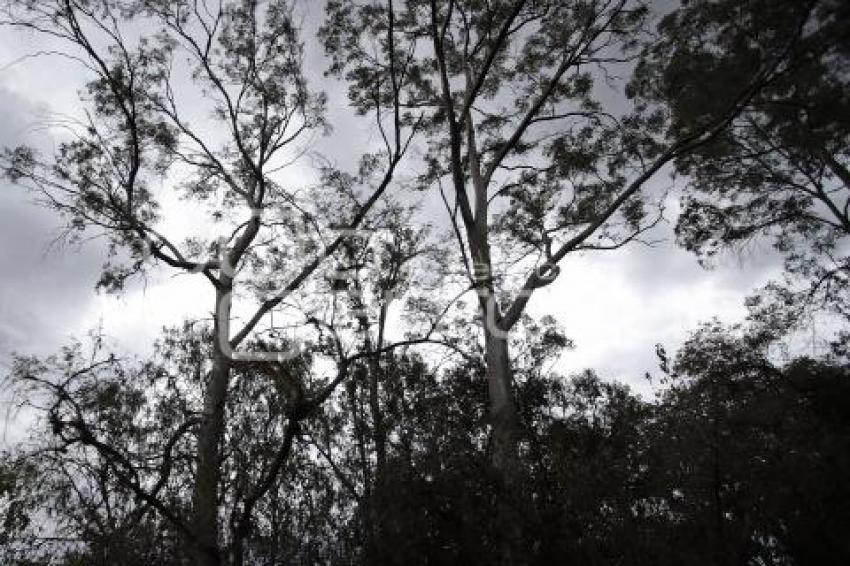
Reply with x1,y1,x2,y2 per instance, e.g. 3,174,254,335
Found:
484,327,526,565
190,285,233,566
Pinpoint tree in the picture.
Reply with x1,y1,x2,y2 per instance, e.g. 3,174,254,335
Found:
0,197,451,564
4,332,204,565
643,0,850,344
1,0,422,563
320,1,791,560
652,321,850,565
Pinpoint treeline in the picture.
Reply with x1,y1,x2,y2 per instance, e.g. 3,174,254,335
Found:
2,323,849,565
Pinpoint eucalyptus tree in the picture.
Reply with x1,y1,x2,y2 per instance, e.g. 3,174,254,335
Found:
639,0,850,344
319,1,787,560
0,198,469,566
0,0,423,563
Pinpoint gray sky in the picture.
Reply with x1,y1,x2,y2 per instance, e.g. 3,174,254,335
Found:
0,4,785,402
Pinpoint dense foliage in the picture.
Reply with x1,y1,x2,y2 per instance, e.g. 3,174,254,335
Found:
3,324,849,565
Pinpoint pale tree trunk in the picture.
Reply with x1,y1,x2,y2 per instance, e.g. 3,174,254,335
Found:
471,214,527,562
191,284,232,566
429,6,529,557
483,323,526,566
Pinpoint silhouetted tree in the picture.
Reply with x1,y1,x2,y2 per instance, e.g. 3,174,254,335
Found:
651,322,850,565
1,0,420,562
639,0,850,343
320,3,802,559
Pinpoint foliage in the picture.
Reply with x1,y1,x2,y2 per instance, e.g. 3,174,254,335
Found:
637,0,850,343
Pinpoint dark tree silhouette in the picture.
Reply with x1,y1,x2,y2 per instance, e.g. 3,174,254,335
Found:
638,0,850,343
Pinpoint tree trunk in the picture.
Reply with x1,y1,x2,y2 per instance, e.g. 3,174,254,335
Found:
190,286,232,566
483,328,526,566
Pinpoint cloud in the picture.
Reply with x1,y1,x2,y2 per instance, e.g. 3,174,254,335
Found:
530,235,783,395
0,7,790,401
0,87,107,361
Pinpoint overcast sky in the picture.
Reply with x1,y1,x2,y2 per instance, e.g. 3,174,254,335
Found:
0,4,787,404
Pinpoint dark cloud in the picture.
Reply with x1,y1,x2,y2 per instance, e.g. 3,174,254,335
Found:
0,87,105,361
